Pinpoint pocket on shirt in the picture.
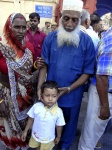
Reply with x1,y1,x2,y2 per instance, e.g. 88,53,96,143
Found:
49,48,57,64
70,53,84,72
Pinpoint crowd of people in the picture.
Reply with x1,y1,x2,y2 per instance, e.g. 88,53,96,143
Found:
0,0,112,150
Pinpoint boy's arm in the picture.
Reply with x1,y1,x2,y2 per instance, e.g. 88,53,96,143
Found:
24,117,34,132
21,117,34,141
54,126,63,144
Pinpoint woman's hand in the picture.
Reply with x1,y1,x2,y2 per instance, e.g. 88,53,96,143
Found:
35,57,45,70
0,101,9,118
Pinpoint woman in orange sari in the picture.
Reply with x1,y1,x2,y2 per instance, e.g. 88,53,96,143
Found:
0,13,44,150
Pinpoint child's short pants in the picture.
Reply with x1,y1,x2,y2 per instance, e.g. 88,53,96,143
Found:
29,136,55,150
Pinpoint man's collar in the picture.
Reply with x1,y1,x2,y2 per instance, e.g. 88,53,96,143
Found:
29,27,41,34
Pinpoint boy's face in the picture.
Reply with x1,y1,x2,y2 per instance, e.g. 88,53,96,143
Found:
41,88,58,108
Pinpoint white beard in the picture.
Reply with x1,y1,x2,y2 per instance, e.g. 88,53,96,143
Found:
57,19,80,47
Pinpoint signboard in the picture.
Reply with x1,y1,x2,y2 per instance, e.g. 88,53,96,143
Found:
35,5,53,18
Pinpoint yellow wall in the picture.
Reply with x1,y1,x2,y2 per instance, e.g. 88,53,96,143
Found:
0,0,59,35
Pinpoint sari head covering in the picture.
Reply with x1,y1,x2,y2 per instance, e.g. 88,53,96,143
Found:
3,13,27,58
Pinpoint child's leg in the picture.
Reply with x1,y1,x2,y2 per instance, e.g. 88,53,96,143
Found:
29,136,40,149
40,141,55,150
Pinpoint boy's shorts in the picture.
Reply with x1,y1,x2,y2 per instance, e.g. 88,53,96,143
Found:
29,136,55,150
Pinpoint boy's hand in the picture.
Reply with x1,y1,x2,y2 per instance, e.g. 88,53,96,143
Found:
54,137,60,144
21,131,27,142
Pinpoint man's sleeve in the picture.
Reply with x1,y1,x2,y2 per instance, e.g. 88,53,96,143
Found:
83,37,96,74
96,39,112,76
41,35,51,65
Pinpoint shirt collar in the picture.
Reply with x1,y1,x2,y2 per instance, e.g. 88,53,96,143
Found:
45,103,58,115
28,27,41,34
80,25,87,33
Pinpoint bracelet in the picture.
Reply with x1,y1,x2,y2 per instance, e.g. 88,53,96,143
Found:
0,99,4,104
67,86,71,94
33,61,38,69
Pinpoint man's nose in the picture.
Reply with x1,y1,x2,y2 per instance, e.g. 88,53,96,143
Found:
67,19,74,26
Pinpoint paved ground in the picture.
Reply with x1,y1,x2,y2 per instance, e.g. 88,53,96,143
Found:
0,92,112,150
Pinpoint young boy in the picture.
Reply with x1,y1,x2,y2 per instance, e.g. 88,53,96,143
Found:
21,81,65,150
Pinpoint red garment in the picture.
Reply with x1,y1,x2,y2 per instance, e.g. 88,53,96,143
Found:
25,28,46,61
0,41,34,74
3,14,27,58
0,13,35,150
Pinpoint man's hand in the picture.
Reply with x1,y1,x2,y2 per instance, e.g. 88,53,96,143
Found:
54,137,60,144
99,106,110,120
58,87,70,98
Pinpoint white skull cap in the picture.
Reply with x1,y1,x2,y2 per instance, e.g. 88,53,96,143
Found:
62,0,83,12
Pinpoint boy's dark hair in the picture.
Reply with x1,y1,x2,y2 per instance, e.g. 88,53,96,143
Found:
41,81,59,93
90,13,101,27
29,12,40,21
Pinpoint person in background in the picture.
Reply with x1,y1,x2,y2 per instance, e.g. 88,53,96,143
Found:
22,81,65,150
37,0,95,149
80,9,91,33
25,12,46,101
42,21,51,35
0,13,44,150
51,22,58,32
26,21,30,30
78,26,112,150
86,13,101,50
78,12,101,150
25,12,46,61
90,13,103,35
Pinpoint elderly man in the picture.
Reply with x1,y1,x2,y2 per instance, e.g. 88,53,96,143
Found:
80,9,91,33
37,0,95,149
78,27,112,150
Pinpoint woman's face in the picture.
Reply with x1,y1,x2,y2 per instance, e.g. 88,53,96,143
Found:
11,18,27,42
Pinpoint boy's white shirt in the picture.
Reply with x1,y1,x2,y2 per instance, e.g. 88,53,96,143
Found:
27,102,65,143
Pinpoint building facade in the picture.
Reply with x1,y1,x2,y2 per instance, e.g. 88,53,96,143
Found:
0,0,59,35
0,0,97,35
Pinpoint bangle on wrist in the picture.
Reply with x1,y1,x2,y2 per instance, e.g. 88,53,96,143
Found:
67,86,71,94
0,99,4,104
33,61,38,69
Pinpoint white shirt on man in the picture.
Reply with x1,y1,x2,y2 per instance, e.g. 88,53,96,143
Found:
87,26,99,50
